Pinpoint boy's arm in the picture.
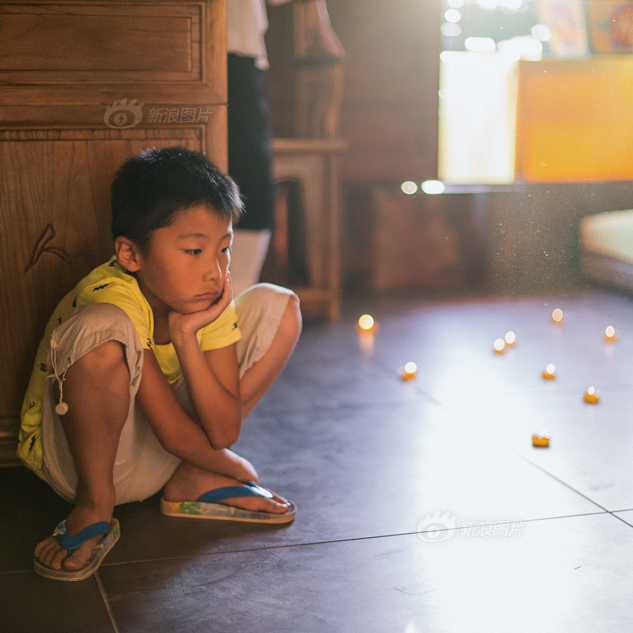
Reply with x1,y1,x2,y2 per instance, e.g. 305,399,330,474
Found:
136,349,246,469
171,335,243,449
166,275,243,449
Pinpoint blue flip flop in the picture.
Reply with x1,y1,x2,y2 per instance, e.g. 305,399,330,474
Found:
33,518,120,582
160,481,297,524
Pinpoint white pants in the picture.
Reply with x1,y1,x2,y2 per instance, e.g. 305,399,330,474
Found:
40,284,295,505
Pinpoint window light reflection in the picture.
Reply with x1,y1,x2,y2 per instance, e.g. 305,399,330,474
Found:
422,180,445,195
441,23,462,37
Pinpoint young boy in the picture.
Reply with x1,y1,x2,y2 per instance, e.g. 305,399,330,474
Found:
17,146,302,582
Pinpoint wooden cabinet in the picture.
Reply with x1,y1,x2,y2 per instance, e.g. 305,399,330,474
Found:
0,0,227,465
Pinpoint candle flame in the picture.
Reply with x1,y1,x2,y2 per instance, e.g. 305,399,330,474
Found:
358,314,374,331
552,308,563,323
546,364,555,374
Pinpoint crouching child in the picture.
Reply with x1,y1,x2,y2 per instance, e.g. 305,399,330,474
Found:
18,146,301,581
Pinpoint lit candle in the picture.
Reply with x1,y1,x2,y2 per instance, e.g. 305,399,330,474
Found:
532,434,550,448
504,331,516,347
493,338,506,354
399,362,417,381
583,386,599,404
551,308,564,325
356,314,379,334
542,363,556,380
604,326,618,342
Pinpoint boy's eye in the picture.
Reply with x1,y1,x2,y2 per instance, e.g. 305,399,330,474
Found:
184,249,202,255
222,246,232,254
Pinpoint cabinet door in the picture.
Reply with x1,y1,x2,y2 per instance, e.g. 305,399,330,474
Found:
0,0,227,464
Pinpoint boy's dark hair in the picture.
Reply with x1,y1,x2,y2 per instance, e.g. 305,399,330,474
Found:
111,146,243,252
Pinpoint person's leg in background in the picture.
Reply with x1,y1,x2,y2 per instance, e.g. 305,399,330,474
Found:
227,53,276,297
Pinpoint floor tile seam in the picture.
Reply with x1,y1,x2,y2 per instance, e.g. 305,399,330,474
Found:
88,511,610,570
95,572,121,633
526,469,633,528
608,513,633,529
0,511,611,575
517,454,614,513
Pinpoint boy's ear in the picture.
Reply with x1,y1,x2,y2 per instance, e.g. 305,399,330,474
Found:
115,236,142,272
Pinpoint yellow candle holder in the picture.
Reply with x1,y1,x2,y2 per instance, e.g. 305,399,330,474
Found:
532,434,550,448
542,364,556,380
583,387,599,404
399,362,417,381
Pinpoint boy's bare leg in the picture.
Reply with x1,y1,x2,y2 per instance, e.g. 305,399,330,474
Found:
163,295,302,511
34,341,130,572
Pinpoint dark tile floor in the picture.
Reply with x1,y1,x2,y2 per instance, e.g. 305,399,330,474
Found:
3,287,633,632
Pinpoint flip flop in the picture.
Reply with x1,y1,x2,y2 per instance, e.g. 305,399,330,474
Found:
160,481,297,524
33,518,120,582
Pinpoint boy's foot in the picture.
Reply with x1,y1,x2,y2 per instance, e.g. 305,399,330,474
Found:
163,471,290,514
34,502,114,573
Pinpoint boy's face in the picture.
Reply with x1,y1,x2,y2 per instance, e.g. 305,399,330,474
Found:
132,204,233,316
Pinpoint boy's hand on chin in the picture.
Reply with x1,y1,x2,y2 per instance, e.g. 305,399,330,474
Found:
168,275,233,344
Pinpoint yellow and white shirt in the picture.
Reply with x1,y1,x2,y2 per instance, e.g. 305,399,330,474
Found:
18,256,241,475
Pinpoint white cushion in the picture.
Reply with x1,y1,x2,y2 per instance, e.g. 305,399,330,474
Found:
580,209,633,265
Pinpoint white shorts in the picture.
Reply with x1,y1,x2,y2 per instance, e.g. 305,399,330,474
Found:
40,284,295,505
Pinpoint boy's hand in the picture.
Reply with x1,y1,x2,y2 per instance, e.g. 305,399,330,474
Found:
168,274,233,345
223,450,259,483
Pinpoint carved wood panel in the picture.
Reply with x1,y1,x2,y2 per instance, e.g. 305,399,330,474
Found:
0,128,205,462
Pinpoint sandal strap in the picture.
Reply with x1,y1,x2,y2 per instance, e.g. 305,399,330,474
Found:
53,520,110,555
197,482,273,504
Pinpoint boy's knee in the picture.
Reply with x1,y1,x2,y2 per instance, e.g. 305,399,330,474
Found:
281,293,302,338
78,339,127,367
66,340,129,383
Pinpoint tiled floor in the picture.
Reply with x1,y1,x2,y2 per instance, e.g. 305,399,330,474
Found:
3,287,633,632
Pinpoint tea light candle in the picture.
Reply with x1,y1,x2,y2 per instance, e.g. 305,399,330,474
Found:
399,362,417,381
551,308,564,325
493,338,506,354
504,331,516,346
356,314,379,334
604,326,618,342
532,434,550,448
542,364,556,380
583,386,599,404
